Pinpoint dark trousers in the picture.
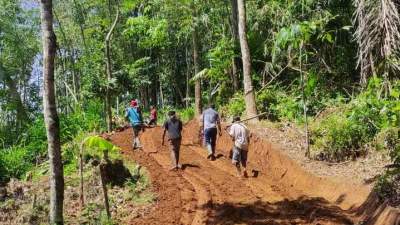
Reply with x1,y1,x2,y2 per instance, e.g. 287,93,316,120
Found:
169,138,181,167
132,125,142,148
204,128,217,155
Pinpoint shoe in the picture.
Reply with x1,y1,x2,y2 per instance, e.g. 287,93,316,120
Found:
169,166,178,171
210,155,216,161
176,164,182,169
243,171,248,178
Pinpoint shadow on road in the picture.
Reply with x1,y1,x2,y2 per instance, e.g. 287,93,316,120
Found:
201,196,354,225
181,163,200,170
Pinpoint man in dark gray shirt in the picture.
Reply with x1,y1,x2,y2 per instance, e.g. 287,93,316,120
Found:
162,111,183,170
200,104,222,160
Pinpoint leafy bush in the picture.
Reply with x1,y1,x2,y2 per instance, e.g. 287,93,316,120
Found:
179,107,195,122
257,87,302,121
222,93,246,117
0,100,106,183
375,169,400,206
0,147,32,183
310,77,400,161
311,111,371,161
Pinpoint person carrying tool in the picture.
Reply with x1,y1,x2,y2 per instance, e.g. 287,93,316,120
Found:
227,116,250,178
200,104,222,161
162,111,183,170
125,99,145,150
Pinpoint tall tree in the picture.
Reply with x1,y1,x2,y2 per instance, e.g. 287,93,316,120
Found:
230,0,240,92
237,0,258,120
105,5,119,132
192,3,202,116
40,0,64,224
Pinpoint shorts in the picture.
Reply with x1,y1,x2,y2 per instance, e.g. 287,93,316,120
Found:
232,146,248,167
132,125,142,136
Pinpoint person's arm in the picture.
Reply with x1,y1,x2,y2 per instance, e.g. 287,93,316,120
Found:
217,114,222,136
199,114,204,133
228,126,235,141
124,108,129,121
138,108,143,123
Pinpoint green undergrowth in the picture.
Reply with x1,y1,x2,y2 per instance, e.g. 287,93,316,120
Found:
1,132,154,224
223,77,399,163
310,77,400,161
0,100,105,184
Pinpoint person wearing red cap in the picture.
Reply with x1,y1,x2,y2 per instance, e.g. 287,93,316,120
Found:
125,99,144,149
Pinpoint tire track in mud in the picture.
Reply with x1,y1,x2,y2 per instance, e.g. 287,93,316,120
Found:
111,124,360,225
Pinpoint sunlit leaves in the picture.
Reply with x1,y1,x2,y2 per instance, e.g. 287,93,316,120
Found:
124,16,169,49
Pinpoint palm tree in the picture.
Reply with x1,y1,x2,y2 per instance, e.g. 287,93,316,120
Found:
353,0,400,87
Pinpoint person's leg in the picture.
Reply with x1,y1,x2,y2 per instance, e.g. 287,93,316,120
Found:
132,126,138,149
232,146,242,177
204,128,213,157
241,150,248,177
176,138,181,169
169,139,178,170
134,126,142,149
210,128,217,157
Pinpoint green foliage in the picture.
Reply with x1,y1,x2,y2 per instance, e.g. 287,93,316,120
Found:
0,100,105,182
256,87,302,122
311,111,370,161
155,106,195,124
222,93,246,118
310,78,400,161
179,107,195,122
124,16,169,49
375,169,400,206
82,136,121,160
0,147,32,183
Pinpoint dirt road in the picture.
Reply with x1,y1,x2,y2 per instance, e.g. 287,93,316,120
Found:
110,121,393,225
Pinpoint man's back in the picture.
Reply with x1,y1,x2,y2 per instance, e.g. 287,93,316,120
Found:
202,108,219,130
229,123,249,150
126,107,142,125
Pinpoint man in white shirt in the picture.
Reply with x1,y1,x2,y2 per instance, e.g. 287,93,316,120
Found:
228,116,250,177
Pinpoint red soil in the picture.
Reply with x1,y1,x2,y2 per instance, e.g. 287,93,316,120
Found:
110,120,400,225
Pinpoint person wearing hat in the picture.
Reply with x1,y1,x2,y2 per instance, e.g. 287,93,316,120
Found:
227,116,250,178
162,111,183,170
125,99,144,149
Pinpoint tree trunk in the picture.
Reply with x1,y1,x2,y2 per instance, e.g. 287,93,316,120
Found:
1,69,28,128
237,0,258,121
79,142,85,208
192,5,202,115
99,160,111,219
40,0,64,224
185,45,191,108
105,7,119,132
230,0,240,92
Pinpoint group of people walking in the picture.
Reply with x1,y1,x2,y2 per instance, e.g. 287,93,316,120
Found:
125,100,250,178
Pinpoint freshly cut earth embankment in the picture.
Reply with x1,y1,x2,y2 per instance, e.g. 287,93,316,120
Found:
110,120,400,224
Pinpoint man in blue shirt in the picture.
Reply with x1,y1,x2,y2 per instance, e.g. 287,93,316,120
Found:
125,99,144,150
200,104,222,160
